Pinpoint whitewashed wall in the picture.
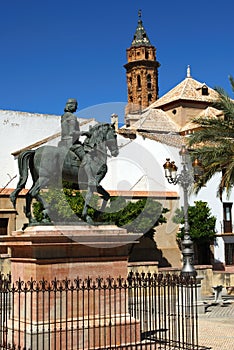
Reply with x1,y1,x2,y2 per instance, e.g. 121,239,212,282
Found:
0,110,61,189
0,109,96,190
104,133,234,266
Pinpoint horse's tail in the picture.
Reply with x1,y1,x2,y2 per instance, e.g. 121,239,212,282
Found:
10,150,35,207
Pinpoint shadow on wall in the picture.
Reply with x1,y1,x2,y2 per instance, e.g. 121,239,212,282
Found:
128,234,171,268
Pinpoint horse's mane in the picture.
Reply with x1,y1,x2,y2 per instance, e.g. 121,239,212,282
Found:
84,123,110,147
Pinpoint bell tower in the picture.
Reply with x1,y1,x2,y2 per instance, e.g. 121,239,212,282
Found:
124,11,160,113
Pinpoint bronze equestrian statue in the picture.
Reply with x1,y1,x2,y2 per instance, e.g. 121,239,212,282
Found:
10,99,119,225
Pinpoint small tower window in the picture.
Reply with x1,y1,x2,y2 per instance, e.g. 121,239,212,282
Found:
137,75,141,89
145,50,149,59
129,77,132,88
148,93,152,103
147,74,152,89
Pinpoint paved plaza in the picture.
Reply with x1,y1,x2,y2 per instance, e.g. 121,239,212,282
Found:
198,299,234,350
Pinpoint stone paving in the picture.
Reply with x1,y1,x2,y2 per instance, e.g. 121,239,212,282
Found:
198,300,234,350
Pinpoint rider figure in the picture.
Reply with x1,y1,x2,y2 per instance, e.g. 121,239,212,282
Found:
59,98,83,156
58,98,97,186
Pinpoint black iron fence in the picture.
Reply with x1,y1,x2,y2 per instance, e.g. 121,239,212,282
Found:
0,272,208,350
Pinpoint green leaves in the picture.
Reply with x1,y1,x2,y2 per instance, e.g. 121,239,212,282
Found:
173,201,216,243
102,197,168,234
33,188,169,236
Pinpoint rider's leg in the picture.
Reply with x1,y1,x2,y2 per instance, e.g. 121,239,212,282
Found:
82,154,98,187
70,145,97,186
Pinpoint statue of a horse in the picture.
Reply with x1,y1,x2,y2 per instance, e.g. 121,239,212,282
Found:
10,123,119,225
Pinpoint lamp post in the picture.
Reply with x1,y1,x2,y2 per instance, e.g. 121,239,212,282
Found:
163,145,202,277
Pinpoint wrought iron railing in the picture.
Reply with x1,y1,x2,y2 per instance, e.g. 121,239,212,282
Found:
0,272,209,350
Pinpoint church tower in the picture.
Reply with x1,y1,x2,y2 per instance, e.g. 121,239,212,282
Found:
124,11,160,113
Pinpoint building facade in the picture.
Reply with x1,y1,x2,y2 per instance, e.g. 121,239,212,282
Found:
114,14,234,271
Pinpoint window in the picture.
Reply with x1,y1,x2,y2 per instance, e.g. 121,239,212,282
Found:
201,85,209,96
0,218,8,235
147,74,151,89
137,75,141,89
148,93,152,103
223,203,233,233
225,243,234,265
0,218,8,254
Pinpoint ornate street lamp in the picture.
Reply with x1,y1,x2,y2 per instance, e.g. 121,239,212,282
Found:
163,145,203,276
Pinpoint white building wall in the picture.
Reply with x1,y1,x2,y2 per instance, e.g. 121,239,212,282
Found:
0,109,96,190
104,133,234,266
103,134,181,194
0,110,61,189
103,134,181,238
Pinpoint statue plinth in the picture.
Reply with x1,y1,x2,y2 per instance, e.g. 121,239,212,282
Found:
0,225,142,349
4,224,140,282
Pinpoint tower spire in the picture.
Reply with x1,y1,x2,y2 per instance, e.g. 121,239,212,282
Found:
124,11,160,113
131,10,152,47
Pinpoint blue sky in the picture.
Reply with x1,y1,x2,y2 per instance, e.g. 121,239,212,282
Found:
1,0,234,122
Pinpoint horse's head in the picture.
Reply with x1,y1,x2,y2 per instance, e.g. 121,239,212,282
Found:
103,123,119,157
84,123,119,157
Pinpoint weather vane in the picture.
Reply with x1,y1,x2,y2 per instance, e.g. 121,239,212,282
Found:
138,9,142,19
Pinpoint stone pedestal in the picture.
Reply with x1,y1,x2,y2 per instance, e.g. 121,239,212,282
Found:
6,225,141,282
1,225,142,350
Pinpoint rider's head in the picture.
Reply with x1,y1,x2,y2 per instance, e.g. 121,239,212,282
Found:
64,98,78,113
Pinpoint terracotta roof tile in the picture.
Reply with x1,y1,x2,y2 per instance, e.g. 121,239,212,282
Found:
118,127,184,148
108,190,179,198
0,188,28,195
149,77,219,108
130,109,180,133
137,131,184,148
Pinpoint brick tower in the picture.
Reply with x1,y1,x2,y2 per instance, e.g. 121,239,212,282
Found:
124,11,160,113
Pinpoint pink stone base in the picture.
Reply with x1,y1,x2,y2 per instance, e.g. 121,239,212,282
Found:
0,225,143,350
2,225,141,283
